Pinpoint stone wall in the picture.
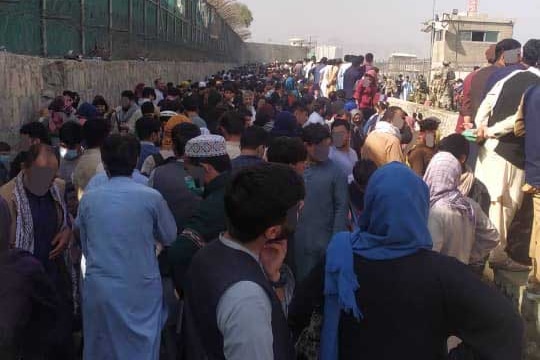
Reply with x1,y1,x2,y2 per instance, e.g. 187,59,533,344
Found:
387,98,459,137
0,52,235,145
242,42,308,64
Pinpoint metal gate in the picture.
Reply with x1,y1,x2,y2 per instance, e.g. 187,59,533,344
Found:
0,0,242,61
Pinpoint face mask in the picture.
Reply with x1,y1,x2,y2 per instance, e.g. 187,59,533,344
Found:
425,132,435,148
64,149,80,160
0,154,11,164
313,143,330,162
25,166,56,196
332,133,346,148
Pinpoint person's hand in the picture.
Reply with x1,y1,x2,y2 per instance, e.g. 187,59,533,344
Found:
260,240,287,282
476,125,487,143
462,122,474,130
49,228,72,259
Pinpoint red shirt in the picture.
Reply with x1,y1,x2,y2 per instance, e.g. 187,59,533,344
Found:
354,81,378,109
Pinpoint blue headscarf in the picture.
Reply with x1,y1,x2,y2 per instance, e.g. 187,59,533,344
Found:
320,162,433,360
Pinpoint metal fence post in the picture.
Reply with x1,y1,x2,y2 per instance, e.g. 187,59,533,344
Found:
108,0,113,56
80,0,85,54
41,0,47,56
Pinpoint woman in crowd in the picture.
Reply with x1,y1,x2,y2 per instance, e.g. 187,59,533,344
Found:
424,151,499,266
291,162,523,360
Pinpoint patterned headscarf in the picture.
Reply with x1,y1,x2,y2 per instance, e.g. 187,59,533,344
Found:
423,151,475,223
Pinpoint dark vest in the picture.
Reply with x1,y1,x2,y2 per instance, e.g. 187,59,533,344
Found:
524,85,540,187
489,71,540,168
184,239,294,360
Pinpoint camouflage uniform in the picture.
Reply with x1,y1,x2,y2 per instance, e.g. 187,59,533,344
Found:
430,74,442,107
414,75,429,104
439,63,456,110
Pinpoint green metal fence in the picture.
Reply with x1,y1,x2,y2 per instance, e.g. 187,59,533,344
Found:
0,0,242,62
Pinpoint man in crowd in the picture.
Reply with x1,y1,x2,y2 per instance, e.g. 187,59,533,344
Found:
183,164,304,359
515,84,540,297
76,134,176,360
167,134,232,291
362,106,406,167
267,136,308,176
135,115,162,171
73,118,109,199
231,126,269,170
139,87,157,107
407,117,440,177
293,103,310,128
112,90,142,134
154,77,166,104
58,121,83,183
475,39,540,271
343,56,365,100
295,124,349,281
0,144,74,359
219,111,244,160
329,119,358,181
150,123,202,230
305,98,328,127
183,95,208,129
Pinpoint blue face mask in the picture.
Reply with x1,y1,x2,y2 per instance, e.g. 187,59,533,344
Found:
64,149,80,160
0,154,11,164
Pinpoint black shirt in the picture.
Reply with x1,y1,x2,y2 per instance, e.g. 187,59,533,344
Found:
289,250,523,360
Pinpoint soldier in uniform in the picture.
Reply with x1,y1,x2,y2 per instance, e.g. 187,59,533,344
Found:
439,61,456,110
414,74,429,105
429,73,442,108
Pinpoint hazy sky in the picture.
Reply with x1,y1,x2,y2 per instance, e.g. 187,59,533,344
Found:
241,0,539,59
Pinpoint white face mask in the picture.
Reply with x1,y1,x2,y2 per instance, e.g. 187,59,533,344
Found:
425,132,435,148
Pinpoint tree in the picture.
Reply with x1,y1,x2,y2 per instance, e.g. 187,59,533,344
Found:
207,0,253,40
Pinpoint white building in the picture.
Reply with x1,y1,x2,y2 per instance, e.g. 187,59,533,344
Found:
315,45,343,60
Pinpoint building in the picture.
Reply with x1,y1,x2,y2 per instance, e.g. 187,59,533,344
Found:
314,45,343,60
428,11,514,78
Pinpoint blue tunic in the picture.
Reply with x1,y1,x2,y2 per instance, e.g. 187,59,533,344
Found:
294,160,349,281
77,177,177,360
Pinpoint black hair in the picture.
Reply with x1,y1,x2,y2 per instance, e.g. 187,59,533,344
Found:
240,126,269,150
121,90,135,101
101,134,140,177
365,53,374,63
353,159,377,188
495,38,522,61
331,119,351,132
189,155,231,173
522,39,540,67
439,134,470,161
9,151,26,179
142,87,156,99
20,122,50,144
381,106,403,122
267,137,307,165
172,123,201,157
182,95,200,112
24,144,60,168
352,56,363,67
225,163,305,243
0,141,10,152
141,101,155,115
302,124,330,145
59,121,82,148
293,103,309,114
219,111,244,136
135,116,161,141
83,118,110,149
418,117,440,131
312,98,329,114
92,95,109,111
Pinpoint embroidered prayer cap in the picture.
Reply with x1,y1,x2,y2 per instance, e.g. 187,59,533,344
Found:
185,134,227,158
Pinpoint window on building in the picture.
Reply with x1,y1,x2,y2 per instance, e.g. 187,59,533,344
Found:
435,31,443,42
459,30,499,43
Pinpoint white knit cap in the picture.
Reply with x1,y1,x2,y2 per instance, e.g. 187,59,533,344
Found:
185,134,227,158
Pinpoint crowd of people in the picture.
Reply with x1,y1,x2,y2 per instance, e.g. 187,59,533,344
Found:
0,36,539,360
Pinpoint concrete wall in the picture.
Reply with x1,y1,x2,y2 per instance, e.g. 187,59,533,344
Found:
387,98,459,138
0,52,235,145
242,42,308,63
